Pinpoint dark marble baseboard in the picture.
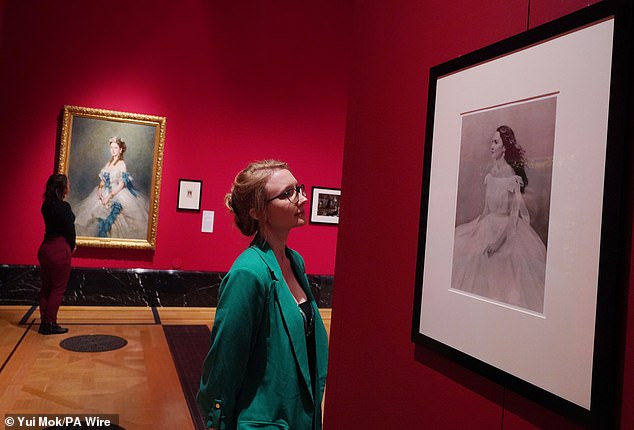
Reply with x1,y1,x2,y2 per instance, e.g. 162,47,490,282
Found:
0,265,333,308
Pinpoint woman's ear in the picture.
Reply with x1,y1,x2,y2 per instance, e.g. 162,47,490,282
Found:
249,208,259,220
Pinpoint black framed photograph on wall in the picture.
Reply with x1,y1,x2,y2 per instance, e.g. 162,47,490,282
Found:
177,179,203,212
411,3,631,428
310,186,341,225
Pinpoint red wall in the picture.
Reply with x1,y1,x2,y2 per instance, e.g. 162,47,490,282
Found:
0,0,351,274
2,1,633,428
325,0,634,429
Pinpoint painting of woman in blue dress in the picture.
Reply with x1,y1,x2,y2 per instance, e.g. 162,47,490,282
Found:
74,137,149,239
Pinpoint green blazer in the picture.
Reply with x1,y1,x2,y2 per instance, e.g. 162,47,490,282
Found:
197,241,329,430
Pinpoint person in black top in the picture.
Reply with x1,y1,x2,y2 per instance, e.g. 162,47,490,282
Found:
37,173,76,335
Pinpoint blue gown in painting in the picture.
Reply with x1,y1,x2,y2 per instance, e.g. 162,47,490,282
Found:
74,161,149,239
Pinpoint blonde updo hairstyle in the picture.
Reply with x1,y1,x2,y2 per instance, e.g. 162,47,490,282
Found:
225,159,289,237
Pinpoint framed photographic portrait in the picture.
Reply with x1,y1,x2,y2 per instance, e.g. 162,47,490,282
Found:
177,179,202,212
57,105,166,250
411,4,629,427
310,186,341,225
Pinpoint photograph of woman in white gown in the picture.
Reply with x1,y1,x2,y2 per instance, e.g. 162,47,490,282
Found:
451,122,549,313
74,137,149,239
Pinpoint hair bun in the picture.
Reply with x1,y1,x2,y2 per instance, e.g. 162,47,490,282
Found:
224,193,235,213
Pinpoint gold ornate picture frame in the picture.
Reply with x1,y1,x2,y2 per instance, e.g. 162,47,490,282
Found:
57,105,166,250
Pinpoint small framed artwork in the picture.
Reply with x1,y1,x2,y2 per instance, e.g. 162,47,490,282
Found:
177,179,202,211
310,186,341,225
412,4,629,428
57,105,166,250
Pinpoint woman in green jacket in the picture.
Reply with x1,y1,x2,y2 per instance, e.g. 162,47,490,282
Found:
197,160,329,430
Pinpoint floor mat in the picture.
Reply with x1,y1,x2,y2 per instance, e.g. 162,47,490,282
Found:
163,325,210,430
59,335,128,352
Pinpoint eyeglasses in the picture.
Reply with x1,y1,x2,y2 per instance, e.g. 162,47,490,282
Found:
267,184,306,204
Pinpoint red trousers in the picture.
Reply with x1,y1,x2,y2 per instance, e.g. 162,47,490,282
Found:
37,236,71,324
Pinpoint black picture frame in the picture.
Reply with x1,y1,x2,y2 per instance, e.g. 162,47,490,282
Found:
177,179,202,212
411,3,632,428
310,186,341,225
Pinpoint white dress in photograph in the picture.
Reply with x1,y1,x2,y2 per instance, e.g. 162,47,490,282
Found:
451,173,546,313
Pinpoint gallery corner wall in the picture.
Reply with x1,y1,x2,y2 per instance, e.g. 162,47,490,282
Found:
325,0,634,429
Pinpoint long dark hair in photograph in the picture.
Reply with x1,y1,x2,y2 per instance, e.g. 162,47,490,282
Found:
497,125,528,193
43,173,68,203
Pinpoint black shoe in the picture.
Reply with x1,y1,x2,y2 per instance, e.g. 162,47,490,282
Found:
38,322,51,334
51,323,69,334
38,322,69,335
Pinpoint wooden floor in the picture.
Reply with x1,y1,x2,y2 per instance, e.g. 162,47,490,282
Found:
0,306,331,430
